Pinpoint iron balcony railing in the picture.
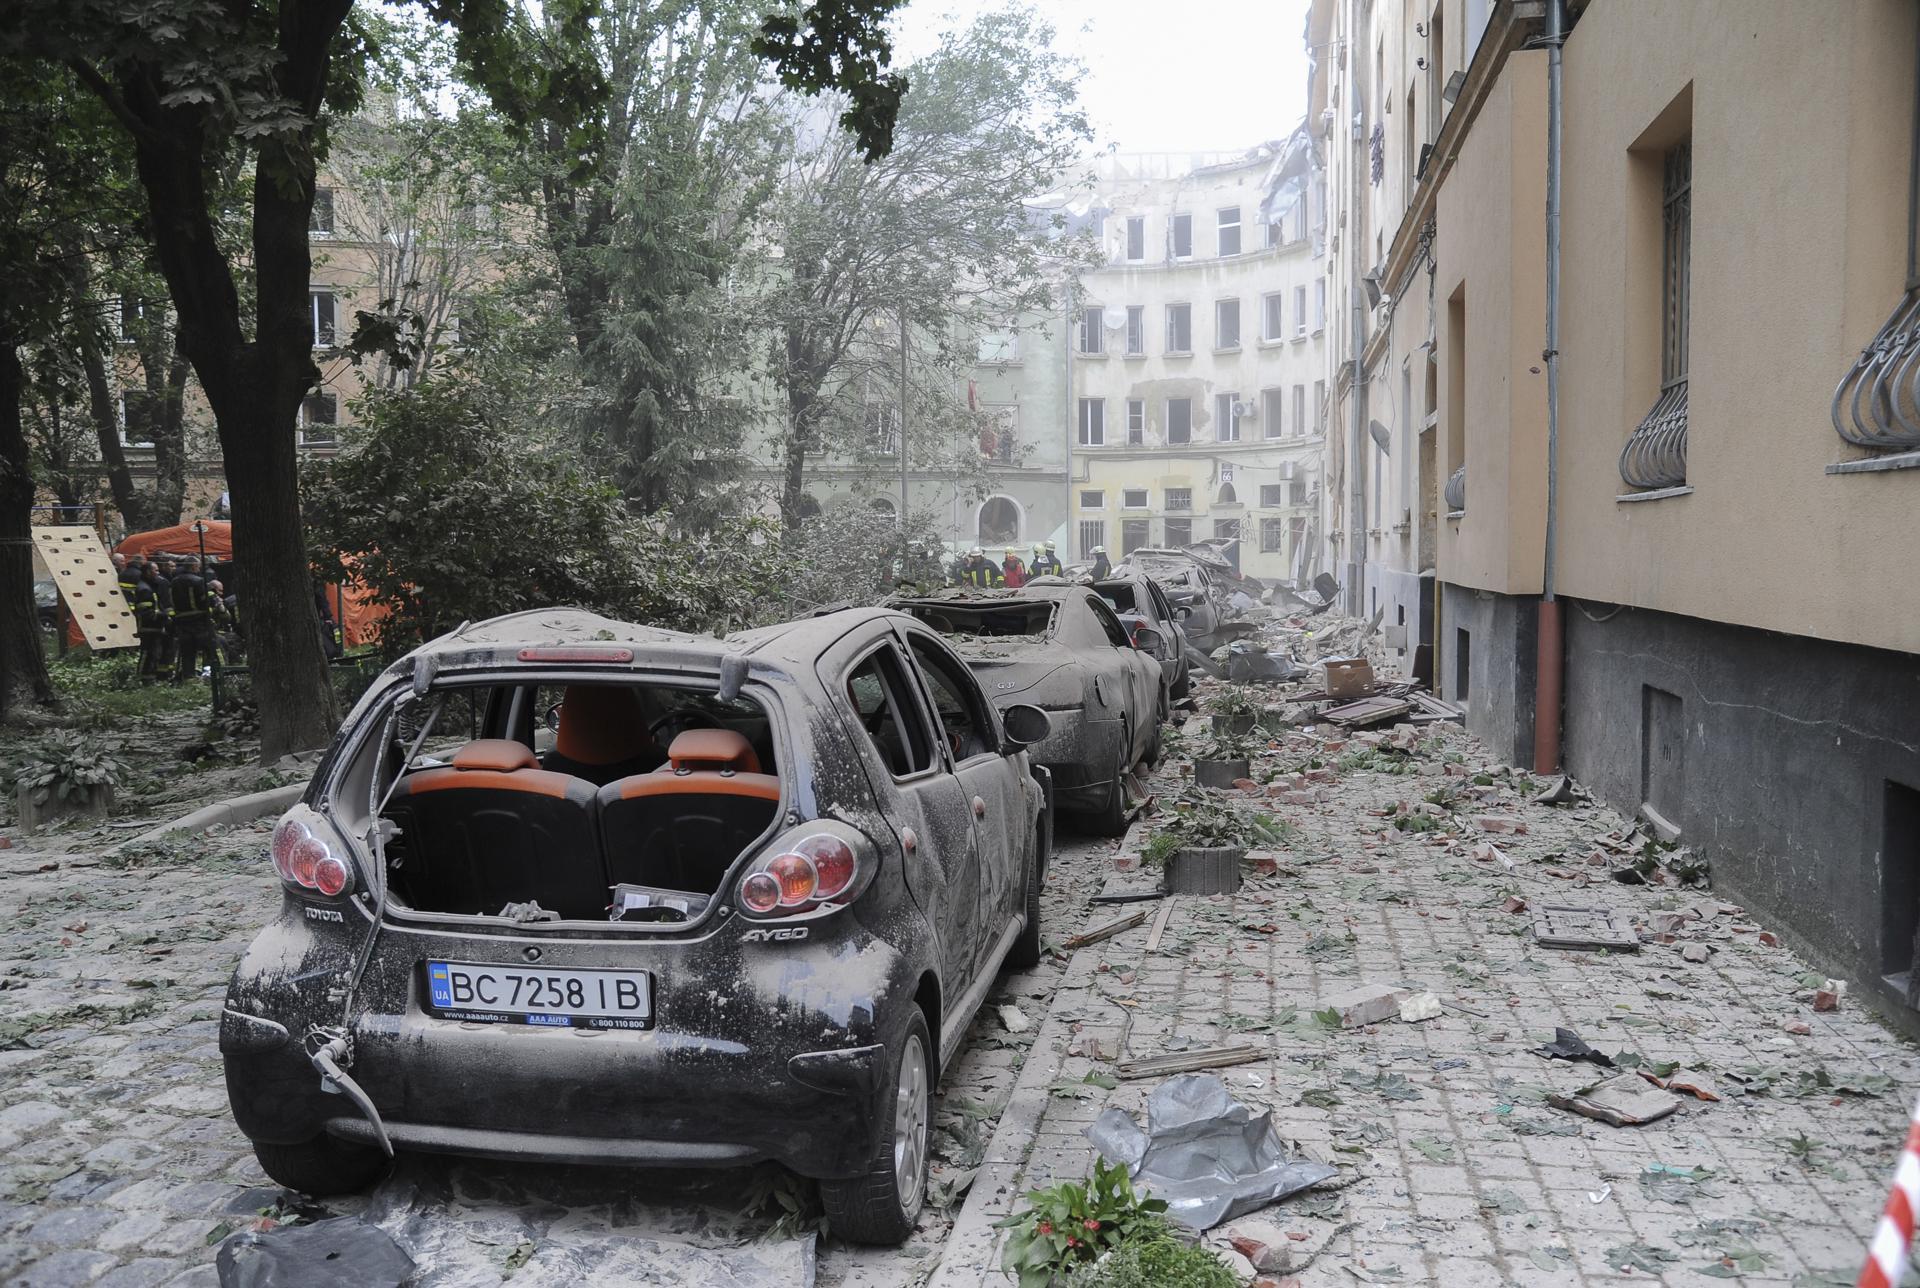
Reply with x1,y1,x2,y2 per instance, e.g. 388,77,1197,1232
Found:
1832,19,1920,452
1443,465,1466,512
1619,379,1689,489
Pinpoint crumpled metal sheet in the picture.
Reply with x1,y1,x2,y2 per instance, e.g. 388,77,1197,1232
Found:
1085,1074,1338,1230
216,1217,415,1288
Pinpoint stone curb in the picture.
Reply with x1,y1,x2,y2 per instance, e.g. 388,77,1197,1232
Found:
119,781,306,850
928,819,1147,1288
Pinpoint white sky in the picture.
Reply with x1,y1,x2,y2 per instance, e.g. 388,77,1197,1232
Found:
889,0,1313,154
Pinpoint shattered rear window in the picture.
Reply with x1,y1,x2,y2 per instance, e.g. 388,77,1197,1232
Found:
902,602,1055,639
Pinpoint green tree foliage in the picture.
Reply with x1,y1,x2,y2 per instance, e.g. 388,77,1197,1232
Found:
304,379,786,649
765,4,1093,526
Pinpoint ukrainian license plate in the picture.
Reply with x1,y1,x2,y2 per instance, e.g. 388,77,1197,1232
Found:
425,961,652,1029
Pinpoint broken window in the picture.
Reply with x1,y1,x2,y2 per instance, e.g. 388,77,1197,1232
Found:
1216,298,1240,350
1121,518,1149,555
1260,484,1283,507
310,290,337,346
1215,393,1240,442
1125,305,1145,355
905,636,993,762
848,649,936,778
1126,398,1145,445
1217,206,1241,257
311,187,335,236
1166,303,1192,353
1078,306,1104,355
1170,213,1192,259
1125,216,1145,261
299,391,339,447
1167,397,1192,445
1262,293,1285,342
1260,517,1285,552
1164,518,1192,545
905,601,1054,640
1262,388,1285,439
1080,489,1105,510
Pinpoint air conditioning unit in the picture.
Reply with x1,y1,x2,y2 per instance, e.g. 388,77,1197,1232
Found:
1234,400,1253,418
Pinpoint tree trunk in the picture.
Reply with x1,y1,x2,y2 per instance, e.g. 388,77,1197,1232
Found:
147,347,188,525
123,67,338,760
70,265,145,529
0,340,56,720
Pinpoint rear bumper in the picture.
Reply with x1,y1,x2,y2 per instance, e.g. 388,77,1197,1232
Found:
222,906,915,1180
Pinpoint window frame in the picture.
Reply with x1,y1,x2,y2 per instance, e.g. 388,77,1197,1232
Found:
1078,305,1104,355
310,187,335,237
309,290,337,347
1216,205,1242,257
1164,516,1192,546
1077,397,1106,447
1121,487,1148,510
1125,216,1145,262
1125,398,1146,445
1170,213,1193,260
1215,392,1241,443
899,629,1001,766
1124,305,1145,356
1293,285,1308,340
1079,489,1106,511
1262,292,1286,343
1165,303,1192,354
845,640,942,782
1166,397,1193,445
1262,388,1285,440
1165,487,1192,512
1215,298,1241,351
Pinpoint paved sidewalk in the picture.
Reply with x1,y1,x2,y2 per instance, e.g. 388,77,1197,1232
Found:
935,716,1920,1286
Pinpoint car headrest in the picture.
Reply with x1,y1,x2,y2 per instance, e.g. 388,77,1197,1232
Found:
666,728,761,775
554,685,652,765
452,739,539,773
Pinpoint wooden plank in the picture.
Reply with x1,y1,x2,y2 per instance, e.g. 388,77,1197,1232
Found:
1061,908,1152,950
1117,1043,1263,1081
1144,898,1178,953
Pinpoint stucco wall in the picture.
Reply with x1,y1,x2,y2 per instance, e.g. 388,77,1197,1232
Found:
1553,0,1920,655
1433,49,1549,598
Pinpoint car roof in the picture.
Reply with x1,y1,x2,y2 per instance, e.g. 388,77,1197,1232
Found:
891,585,1082,608
407,604,908,673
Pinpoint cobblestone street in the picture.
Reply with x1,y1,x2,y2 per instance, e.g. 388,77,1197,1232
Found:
935,715,1920,1286
4,709,1918,1286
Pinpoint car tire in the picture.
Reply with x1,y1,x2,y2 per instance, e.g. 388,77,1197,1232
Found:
251,1134,390,1196
1007,839,1043,969
821,1011,934,1246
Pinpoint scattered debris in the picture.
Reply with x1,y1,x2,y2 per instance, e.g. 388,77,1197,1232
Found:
1532,905,1639,951
1145,898,1178,952
1397,992,1443,1024
1637,1070,1720,1102
1533,775,1587,805
1680,943,1713,964
998,1004,1032,1034
1087,1074,1339,1230
1814,980,1845,1012
1549,1075,1680,1127
1062,908,1153,950
1118,1044,1265,1081
1325,983,1411,1028
1531,1027,1616,1068
1502,895,1529,915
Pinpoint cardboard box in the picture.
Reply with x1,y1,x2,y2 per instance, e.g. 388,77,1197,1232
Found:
1322,657,1374,697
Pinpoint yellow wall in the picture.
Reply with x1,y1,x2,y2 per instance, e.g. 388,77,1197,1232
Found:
1434,49,1549,597
1549,0,1920,653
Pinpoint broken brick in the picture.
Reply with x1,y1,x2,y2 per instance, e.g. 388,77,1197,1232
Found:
1473,815,1528,835
1757,931,1779,947
1813,987,1841,1012
1502,896,1529,915
1326,983,1410,1028
1233,778,1261,792
1783,1020,1813,1035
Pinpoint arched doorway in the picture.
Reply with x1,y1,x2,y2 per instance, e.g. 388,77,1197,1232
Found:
1217,482,1237,504
977,495,1022,547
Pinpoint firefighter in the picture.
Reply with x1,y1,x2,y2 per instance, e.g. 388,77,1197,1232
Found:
170,556,217,683
1089,545,1112,580
1002,547,1028,588
1031,541,1063,577
152,558,177,669
134,562,168,681
956,547,1003,589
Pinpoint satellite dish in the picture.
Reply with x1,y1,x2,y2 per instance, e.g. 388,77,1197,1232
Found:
1368,419,1392,455
1102,307,1128,330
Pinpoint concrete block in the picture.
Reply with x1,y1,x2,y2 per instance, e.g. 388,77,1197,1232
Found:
1327,983,1409,1028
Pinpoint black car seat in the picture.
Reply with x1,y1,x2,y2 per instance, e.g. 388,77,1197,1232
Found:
598,729,781,893
542,685,666,786
386,739,607,919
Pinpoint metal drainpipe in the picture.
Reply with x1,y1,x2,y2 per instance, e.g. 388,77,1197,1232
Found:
1347,0,1369,614
1063,283,1074,551
1532,0,1568,774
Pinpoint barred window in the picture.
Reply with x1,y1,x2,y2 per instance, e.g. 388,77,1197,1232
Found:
1620,143,1691,489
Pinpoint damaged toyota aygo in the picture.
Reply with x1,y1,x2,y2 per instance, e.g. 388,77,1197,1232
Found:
220,606,1053,1243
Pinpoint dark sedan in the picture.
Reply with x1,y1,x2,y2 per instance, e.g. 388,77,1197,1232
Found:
887,586,1166,835
1094,572,1191,701
220,606,1053,1244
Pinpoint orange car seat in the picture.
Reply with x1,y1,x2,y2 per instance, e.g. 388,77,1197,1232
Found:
542,685,665,786
597,729,781,892
387,739,607,919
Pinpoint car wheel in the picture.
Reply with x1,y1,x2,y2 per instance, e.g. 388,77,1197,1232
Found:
821,1011,933,1246
251,1134,389,1196
1007,838,1043,969
1143,719,1164,769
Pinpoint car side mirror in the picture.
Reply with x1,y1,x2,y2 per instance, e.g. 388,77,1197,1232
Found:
1000,703,1051,749
1133,627,1164,652
544,702,562,733
1174,606,1193,621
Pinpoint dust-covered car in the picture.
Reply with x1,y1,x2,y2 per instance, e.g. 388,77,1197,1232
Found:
1093,572,1191,701
887,586,1165,836
220,606,1054,1244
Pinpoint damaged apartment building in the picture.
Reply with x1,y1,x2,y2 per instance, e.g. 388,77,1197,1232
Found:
1063,141,1329,583
1310,0,1920,1024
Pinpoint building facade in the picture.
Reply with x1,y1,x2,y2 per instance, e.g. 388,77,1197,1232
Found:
1314,0,1920,1027
1064,145,1328,581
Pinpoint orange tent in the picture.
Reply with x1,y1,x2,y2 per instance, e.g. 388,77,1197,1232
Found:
116,520,233,562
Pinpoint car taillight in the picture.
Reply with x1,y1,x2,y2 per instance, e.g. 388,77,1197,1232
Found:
734,827,869,919
270,807,356,898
